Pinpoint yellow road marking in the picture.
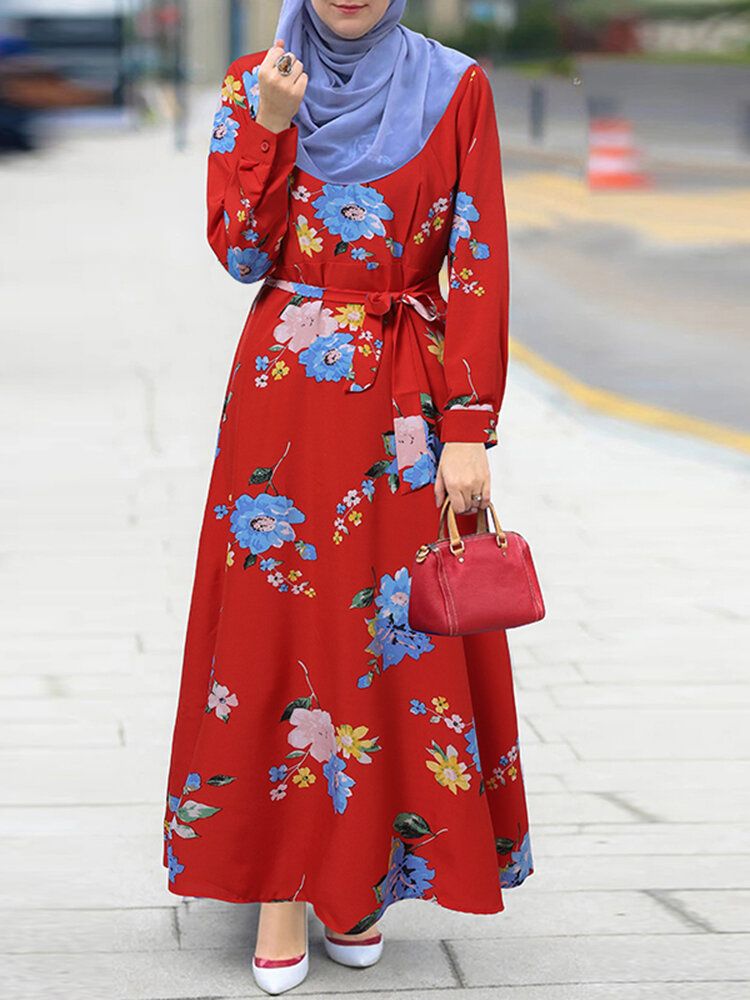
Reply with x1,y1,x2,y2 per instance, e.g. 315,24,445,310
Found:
505,173,750,247
510,337,750,455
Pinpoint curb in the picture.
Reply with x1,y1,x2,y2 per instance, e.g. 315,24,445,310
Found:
510,337,750,456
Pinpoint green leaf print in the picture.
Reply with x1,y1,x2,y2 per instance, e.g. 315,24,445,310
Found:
280,696,312,722
365,459,391,479
350,586,375,609
495,837,516,854
387,472,400,493
382,431,396,457
393,812,432,839
177,800,221,822
445,394,473,409
243,554,257,570
334,240,349,255
345,908,381,936
206,775,237,786
171,821,198,839
420,393,438,421
249,466,273,484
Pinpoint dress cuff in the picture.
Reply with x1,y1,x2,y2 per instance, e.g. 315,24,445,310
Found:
439,406,499,447
238,117,298,167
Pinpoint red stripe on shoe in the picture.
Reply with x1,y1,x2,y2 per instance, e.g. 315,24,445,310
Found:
253,953,305,968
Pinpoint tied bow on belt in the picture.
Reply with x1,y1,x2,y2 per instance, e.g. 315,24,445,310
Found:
262,275,446,495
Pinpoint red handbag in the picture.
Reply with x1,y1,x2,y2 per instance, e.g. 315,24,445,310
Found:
408,497,546,636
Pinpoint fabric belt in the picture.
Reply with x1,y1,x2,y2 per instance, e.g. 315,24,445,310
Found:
261,274,446,495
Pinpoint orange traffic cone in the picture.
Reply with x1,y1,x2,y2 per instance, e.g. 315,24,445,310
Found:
587,117,650,190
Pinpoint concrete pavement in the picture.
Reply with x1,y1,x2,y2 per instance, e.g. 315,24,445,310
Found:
2,115,750,999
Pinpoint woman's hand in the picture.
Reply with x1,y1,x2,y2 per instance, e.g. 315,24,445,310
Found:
434,442,491,514
256,38,308,134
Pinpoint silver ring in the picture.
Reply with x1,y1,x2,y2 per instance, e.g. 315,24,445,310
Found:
275,52,295,76
471,494,483,502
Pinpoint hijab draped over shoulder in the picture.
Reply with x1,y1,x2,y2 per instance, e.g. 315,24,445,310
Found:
274,0,475,185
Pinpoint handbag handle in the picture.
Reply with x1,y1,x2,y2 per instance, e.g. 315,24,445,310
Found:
437,497,508,556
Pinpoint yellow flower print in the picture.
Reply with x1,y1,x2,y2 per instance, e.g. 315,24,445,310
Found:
226,543,235,568
288,569,302,582
426,745,472,794
304,587,316,598
431,696,449,715
237,209,247,224
293,767,316,788
221,74,245,106
295,215,323,257
335,304,366,331
336,724,378,763
348,510,362,526
359,342,373,357
413,232,425,244
333,530,344,544
507,765,518,781
271,360,289,380
433,215,445,230
459,267,473,281
474,286,486,296
426,329,445,365
486,775,499,790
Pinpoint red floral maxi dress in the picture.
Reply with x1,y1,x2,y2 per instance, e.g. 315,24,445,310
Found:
162,50,533,935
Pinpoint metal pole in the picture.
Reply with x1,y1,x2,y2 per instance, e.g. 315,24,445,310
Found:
228,0,245,64
174,0,187,151
529,84,546,143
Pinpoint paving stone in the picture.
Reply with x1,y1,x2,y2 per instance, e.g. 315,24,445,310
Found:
450,932,750,987
0,907,178,955
663,890,750,933
105,939,455,999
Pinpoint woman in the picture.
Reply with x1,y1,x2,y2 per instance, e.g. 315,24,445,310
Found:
163,1,533,994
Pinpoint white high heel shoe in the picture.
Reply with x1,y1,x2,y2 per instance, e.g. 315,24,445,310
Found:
323,927,384,968
252,907,309,996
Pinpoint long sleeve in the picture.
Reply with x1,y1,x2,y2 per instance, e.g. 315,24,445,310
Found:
439,65,510,447
206,56,298,283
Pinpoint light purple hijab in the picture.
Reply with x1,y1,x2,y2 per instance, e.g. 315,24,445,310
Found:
274,0,475,185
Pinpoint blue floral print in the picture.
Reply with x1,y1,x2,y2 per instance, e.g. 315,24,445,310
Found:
449,191,479,252
375,567,411,626
211,106,240,154
500,832,533,888
410,699,427,715
214,504,229,519
402,451,437,489
166,845,185,883
344,811,446,935
269,765,288,783
382,840,435,905
323,753,356,814
298,332,355,383
230,493,305,555
464,723,482,773
313,182,394,243
353,566,435,688
227,246,271,283
241,67,261,118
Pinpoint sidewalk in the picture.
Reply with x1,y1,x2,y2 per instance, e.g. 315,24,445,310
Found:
2,123,750,999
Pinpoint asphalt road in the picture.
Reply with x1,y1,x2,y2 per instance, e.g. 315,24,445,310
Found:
507,217,750,434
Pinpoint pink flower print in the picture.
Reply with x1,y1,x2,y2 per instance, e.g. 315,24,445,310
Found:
287,707,336,763
270,783,288,801
273,301,338,353
207,681,239,722
394,414,428,471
